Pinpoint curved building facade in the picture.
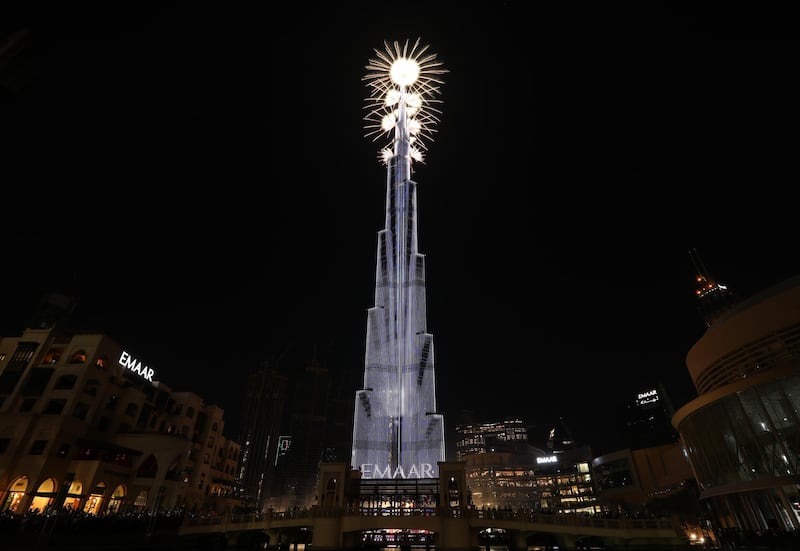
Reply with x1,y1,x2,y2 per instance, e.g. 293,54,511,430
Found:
674,275,800,534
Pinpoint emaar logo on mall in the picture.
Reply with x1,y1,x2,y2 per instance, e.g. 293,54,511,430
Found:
118,351,155,382
360,463,435,479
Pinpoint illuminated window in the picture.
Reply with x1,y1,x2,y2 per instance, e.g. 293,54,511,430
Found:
134,490,148,509
41,348,63,365
68,350,88,364
107,485,125,513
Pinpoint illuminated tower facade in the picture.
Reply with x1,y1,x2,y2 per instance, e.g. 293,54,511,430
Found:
351,39,446,479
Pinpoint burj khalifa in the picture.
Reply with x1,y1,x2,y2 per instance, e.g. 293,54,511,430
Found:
351,39,446,480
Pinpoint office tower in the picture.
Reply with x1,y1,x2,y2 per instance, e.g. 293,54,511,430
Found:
616,382,679,449
266,352,332,510
236,362,288,511
546,417,577,454
351,39,446,479
454,417,531,459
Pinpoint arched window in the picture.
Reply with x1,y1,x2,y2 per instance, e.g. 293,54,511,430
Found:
41,348,63,365
95,355,109,370
83,481,106,514
29,478,57,513
3,476,28,513
324,476,338,506
68,350,88,364
133,490,148,510
448,475,460,507
107,484,125,513
64,479,83,511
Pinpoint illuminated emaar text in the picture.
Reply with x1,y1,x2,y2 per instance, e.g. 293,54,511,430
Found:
360,463,435,479
118,351,154,382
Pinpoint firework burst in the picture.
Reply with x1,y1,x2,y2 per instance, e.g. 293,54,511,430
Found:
363,38,447,164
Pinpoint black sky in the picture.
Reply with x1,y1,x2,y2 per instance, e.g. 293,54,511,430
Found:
2,3,799,455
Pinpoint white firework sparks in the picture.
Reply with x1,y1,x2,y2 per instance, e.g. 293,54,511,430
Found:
363,38,447,164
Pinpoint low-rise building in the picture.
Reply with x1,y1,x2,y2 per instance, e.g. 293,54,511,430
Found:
0,295,241,517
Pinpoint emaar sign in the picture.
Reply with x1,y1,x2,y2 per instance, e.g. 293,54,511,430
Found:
360,463,435,479
118,351,155,382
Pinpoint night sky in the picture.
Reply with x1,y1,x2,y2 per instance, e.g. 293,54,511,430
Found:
2,4,799,455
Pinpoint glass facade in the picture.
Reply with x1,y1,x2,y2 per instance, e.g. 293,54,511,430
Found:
679,372,800,531
675,276,800,541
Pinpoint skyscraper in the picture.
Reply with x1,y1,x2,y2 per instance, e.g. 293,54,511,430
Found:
237,362,288,510
615,382,679,450
351,39,446,480
689,247,736,328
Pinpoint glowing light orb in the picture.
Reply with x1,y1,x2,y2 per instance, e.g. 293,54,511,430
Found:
363,38,447,164
390,58,419,86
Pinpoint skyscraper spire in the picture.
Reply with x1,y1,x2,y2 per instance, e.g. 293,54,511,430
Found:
351,39,446,480
689,247,736,328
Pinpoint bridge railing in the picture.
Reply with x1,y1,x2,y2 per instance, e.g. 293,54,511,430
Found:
470,508,678,531
182,506,678,533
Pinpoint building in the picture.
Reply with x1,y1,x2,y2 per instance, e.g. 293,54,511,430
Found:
616,383,680,450
592,444,695,512
265,352,333,511
237,343,355,513
236,362,288,511
0,294,241,517
454,417,531,459
350,40,446,480
453,416,599,514
463,443,599,514
674,273,800,540
545,418,577,454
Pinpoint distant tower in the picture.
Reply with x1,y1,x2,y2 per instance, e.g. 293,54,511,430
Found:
616,382,679,449
689,248,736,327
351,39,447,480
267,349,333,510
546,417,576,454
237,361,288,511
